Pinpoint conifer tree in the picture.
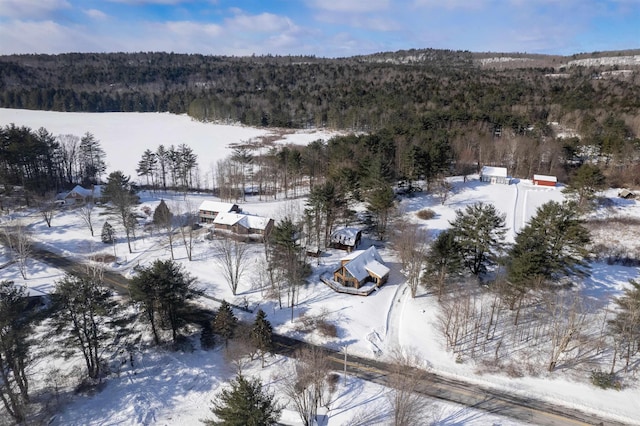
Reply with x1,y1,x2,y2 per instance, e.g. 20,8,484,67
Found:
0,281,35,423
449,202,507,276
202,373,281,426
212,300,238,348
251,309,273,368
129,259,201,344
101,221,115,244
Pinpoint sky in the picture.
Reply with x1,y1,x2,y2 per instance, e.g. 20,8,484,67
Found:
0,0,638,58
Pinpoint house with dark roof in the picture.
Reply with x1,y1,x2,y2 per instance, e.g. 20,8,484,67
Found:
333,246,390,289
198,201,240,223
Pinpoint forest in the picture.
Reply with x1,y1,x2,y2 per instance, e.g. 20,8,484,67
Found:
1,50,639,192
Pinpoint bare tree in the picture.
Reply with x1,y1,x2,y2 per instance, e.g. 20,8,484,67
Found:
386,347,432,426
544,291,589,372
175,199,198,261
2,220,32,279
214,238,250,296
39,198,56,228
56,133,80,185
75,202,95,236
392,220,430,298
279,347,337,426
432,174,453,205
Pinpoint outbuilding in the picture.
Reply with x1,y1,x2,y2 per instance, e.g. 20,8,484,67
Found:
480,166,511,184
533,174,557,187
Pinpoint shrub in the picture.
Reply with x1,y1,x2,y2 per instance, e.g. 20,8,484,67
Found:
416,208,436,220
590,370,620,390
317,320,338,338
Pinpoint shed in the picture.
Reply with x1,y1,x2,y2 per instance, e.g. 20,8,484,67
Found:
480,166,511,184
533,174,557,187
330,227,362,252
618,189,635,199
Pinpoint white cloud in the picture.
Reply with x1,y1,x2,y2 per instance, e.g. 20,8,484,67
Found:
225,11,296,33
161,20,223,37
84,9,108,20
308,0,390,12
0,19,101,54
0,0,70,19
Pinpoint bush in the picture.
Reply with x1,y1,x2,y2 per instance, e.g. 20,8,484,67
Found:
317,320,338,338
416,208,436,220
590,370,620,390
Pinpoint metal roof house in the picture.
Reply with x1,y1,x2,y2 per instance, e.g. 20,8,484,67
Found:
480,166,511,184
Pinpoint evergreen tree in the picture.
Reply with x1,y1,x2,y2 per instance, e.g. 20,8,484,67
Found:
0,281,35,423
267,218,310,318
129,259,202,344
563,163,606,211
212,300,238,348
251,309,273,368
136,149,157,188
51,273,117,379
366,182,396,240
103,171,138,253
78,132,106,185
101,221,115,243
153,199,174,259
423,229,463,298
449,202,507,276
202,373,281,426
507,200,591,286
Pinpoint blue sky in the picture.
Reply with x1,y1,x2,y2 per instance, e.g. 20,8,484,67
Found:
0,0,638,57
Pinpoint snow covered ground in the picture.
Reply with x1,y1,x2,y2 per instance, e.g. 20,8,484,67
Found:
1,109,640,425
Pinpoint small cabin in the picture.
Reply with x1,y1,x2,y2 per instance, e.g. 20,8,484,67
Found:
333,246,390,289
533,174,557,187
618,189,635,199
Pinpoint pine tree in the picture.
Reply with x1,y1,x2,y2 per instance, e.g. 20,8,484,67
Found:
608,280,640,372
52,273,117,379
251,309,273,368
101,221,115,243
0,281,35,423
508,200,590,285
423,229,463,299
563,163,606,211
129,259,202,344
212,300,237,348
449,202,507,276
202,373,281,426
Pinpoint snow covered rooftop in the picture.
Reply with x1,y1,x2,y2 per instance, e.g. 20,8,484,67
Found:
342,246,390,282
481,166,508,177
198,201,237,213
330,227,361,246
213,212,272,231
533,174,557,182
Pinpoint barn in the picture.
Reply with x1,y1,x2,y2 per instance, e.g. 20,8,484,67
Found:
532,174,557,187
480,166,511,184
